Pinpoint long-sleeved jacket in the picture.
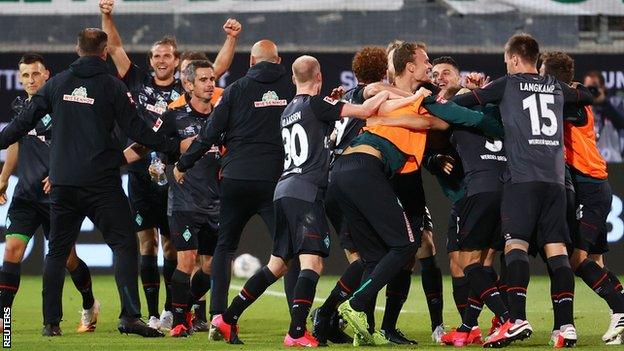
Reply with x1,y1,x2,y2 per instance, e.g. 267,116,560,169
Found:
0,55,178,187
176,61,294,182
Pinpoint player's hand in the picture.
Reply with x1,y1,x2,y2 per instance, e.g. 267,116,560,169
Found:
148,163,160,180
174,163,186,184
436,154,455,175
570,81,581,89
99,0,114,14
415,87,432,98
464,72,489,90
330,86,345,100
223,18,242,38
0,179,8,205
42,176,52,195
179,136,197,154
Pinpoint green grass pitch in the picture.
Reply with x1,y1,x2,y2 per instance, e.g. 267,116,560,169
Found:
6,275,616,350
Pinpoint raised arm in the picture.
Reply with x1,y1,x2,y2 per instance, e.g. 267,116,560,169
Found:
340,91,389,119
366,114,449,131
100,0,131,77
363,82,411,99
212,18,242,80
377,87,432,115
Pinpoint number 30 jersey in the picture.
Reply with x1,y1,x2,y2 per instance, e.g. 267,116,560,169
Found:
274,94,344,202
454,73,591,186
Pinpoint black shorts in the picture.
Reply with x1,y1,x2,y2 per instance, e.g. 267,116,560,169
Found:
4,197,50,241
169,211,218,255
573,181,612,254
501,181,570,248
273,197,331,261
325,187,357,252
128,172,170,236
457,191,502,250
446,197,465,253
328,154,420,264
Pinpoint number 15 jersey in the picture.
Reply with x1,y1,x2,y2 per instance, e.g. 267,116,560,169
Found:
274,94,344,202
454,73,589,185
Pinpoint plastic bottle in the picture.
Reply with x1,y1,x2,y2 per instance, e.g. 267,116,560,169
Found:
149,152,168,186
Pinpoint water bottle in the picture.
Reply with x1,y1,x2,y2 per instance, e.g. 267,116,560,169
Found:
149,152,168,186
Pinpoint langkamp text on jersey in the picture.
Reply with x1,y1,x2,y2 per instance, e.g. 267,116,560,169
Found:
519,82,556,94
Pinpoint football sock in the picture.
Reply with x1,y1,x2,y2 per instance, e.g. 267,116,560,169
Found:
381,268,411,331
318,259,363,316
0,262,21,309
452,276,470,317
465,263,509,323
69,258,95,310
163,258,177,312
140,255,160,317
420,256,444,330
289,269,319,338
222,266,278,325
576,259,624,313
171,269,191,327
505,249,530,321
548,255,575,327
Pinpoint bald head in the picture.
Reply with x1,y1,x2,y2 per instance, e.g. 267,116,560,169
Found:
292,55,320,85
250,40,279,65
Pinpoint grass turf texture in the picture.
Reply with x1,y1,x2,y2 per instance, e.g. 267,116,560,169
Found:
7,275,615,350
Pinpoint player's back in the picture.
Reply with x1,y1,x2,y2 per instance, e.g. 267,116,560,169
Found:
499,73,564,185
275,94,343,202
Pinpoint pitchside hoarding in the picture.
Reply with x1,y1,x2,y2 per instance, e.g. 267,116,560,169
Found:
1,51,623,274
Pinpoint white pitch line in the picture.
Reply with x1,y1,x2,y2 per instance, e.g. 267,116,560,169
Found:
229,284,415,313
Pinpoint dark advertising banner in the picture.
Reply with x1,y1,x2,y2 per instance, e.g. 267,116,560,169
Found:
0,51,623,275
2,51,624,123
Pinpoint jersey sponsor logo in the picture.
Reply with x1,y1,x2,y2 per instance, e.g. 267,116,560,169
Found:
63,86,94,105
323,96,339,105
152,118,163,132
528,139,560,146
170,90,181,102
480,154,507,161
146,100,167,115
254,90,287,107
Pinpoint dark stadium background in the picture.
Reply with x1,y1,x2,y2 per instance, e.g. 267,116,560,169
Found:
1,51,624,275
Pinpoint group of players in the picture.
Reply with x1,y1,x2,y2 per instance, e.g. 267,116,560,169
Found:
0,0,622,348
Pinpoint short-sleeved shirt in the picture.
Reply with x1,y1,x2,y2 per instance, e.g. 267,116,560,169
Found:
121,63,184,173
274,94,344,202
10,96,52,203
454,74,573,185
157,103,220,216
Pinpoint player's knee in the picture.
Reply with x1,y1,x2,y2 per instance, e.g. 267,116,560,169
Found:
137,229,159,255
177,250,197,274
65,249,80,271
543,242,568,257
344,250,360,263
459,250,482,269
161,237,177,260
3,238,27,263
416,235,435,258
267,255,288,278
299,254,323,275
569,249,587,272
504,238,529,253
200,255,213,273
